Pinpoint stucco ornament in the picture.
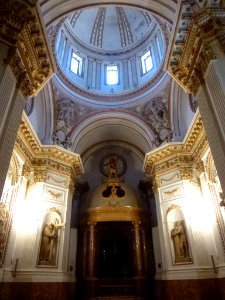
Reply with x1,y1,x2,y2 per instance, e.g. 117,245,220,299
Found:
53,98,85,149
142,97,172,144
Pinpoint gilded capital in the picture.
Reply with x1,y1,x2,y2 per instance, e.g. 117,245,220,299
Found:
166,2,224,94
6,5,54,97
179,167,193,181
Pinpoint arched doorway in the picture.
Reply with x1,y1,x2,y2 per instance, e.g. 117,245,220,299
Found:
76,176,155,299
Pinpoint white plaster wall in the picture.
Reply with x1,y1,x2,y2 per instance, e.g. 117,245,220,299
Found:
170,80,195,141
28,82,55,145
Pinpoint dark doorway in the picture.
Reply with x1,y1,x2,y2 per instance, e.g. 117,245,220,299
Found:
97,223,133,278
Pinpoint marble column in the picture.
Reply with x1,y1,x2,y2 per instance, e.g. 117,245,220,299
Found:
87,222,96,278
82,226,88,278
133,221,143,276
141,228,148,276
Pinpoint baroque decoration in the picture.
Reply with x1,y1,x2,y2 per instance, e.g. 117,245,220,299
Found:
8,6,54,97
142,97,172,145
99,154,127,178
166,1,225,95
143,111,207,183
0,154,20,267
15,113,84,189
53,97,85,149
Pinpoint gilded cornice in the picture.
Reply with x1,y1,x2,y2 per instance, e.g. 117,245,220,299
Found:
79,206,148,224
8,5,54,97
0,0,37,47
166,1,225,94
143,111,208,177
15,113,84,181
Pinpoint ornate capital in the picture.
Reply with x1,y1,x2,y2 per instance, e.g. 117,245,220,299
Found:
0,0,36,47
179,167,193,181
166,2,225,94
22,162,31,179
6,4,54,97
152,177,160,192
31,170,47,184
195,161,205,175
67,177,75,193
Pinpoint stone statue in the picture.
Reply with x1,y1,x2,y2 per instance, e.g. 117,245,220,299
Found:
171,220,191,263
39,223,57,264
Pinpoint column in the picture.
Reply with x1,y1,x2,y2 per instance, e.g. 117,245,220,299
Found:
196,55,225,195
81,226,88,278
87,222,96,278
133,221,143,276
85,222,96,299
0,0,37,198
0,75,25,202
141,228,148,276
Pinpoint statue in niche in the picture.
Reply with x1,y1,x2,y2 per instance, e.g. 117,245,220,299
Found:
38,213,64,266
39,223,57,264
171,220,191,263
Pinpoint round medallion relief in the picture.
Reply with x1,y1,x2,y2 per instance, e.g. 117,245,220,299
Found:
100,154,127,177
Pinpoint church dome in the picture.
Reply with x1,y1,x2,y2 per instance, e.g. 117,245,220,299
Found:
67,7,156,54
53,5,167,106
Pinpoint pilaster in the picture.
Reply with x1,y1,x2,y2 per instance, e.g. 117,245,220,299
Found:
166,1,225,194
0,0,54,200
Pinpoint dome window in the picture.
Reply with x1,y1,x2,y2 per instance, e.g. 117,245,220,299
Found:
71,52,83,76
141,50,153,75
106,65,119,85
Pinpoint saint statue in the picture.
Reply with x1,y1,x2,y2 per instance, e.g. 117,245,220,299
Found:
38,218,64,266
171,220,191,263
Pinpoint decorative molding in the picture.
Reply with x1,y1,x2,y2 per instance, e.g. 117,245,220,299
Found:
163,186,182,200
79,206,149,224
179,167,193,181
144,111,208,180
8,5,54,97
142,96,172,145
0,203,10,267
0,0,36,47
166,1,225,94
45,187,64,202
15,113,84,186
166,204,181,216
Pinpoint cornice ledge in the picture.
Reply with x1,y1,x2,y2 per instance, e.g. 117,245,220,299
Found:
165,1,225,94
143,110,208,175
15,113,84,177
9,5,55,97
